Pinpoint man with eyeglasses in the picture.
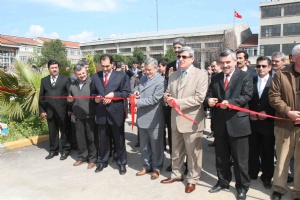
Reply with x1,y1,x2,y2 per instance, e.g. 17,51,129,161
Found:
164,38,186,172
269,44,300,200
39,60,72,160
205,49,253,200
248,56,275,189
161,46,208,193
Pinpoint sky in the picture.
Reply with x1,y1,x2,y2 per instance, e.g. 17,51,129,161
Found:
0,0,268,43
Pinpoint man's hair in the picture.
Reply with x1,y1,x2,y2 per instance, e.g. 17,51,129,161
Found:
158,58,169,66
116,62,122,69
272,52,286,61
211,59,219,65
292,44,300,57
73,64,85,72
219,49,237,61
236,49,249,60
78,59,89,66
3,66,8,69
100,54,113,64
144,57,158,68
47,60,59,68
173,38,186,46
178,46,194,57
256,56,271,66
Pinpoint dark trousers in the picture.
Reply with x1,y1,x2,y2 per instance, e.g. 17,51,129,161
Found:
47,116,71,153
97,123,127,166
165,106,172,154
215,130,250,193
75,118,97,163
248,130,275,181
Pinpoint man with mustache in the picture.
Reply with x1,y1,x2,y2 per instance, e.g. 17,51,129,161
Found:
236,49,257,78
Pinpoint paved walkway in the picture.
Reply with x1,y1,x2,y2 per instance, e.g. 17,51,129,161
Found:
0,117,293,200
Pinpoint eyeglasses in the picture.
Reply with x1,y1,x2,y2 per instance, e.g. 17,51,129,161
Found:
177,55,191,59
256,64,268,68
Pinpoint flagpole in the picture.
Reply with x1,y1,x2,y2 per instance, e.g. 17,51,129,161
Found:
233,9,236,50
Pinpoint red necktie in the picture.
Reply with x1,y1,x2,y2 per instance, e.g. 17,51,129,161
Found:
224,74,229,90
104,73,108,87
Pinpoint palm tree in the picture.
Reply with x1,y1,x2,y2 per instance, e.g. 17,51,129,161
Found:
0,60,48,120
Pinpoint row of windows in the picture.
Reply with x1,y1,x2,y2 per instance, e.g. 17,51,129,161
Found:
261,2,300,18
261,23,300,37
260,43,300,56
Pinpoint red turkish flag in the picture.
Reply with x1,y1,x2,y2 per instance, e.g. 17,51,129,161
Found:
234,11,242,18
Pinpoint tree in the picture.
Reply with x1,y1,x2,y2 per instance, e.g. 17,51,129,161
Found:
112,54,128,64
0,60,47,119
86,54,96,76
162,47,176,62
132,47,145,65
40,39,71,75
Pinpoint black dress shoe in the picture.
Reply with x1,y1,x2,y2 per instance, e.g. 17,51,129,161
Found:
165,164,172,172
119,165,127,175
209,183,229,193
95,164,107,173
45,152,58,160
236,191,246,200
262,180,272,189
271,191,282,200
60,152,70,160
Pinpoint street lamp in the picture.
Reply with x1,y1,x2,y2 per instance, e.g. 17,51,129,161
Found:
156,0,158,32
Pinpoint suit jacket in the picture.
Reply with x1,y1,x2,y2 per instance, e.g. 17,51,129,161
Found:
135,73,165,129
90,70,130,126
39,74,70,119
165,60,177,82
205,69,253,137
248,76,275,134
166,66,208,133
246,66,257,78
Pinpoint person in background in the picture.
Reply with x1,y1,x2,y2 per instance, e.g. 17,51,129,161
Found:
236,49,257,78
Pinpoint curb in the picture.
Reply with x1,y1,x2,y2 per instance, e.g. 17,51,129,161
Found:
0,134,49,153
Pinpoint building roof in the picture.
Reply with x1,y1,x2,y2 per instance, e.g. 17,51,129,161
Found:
81,23,248,46
37,37,79,48
239,34,258,47
0,34,40,46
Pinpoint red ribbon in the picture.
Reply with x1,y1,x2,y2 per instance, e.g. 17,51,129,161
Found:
168,99,198,125
216,103,295,122
0,86,21,95
130,94,136,130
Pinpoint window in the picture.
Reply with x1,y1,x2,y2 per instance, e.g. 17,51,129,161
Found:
106,49,117,54
189,43,201,49
244,47,258,57
139,47,147,51
150,54,161,60
284,2,300,16
119,48,131,53
150,46,163,51
261,25,281,37
205,42,221,48
282,43,300,55
95,50,103,54
260,44,280,56
261,5,281,18
19,56,28,62
283,23,300,36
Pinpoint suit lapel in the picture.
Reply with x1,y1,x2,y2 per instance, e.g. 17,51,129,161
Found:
260,76,272,99
178,66,195,97
106,70,116,87
141,73,159,92
98,71,104,87
52,74,62,88
253,77,259,99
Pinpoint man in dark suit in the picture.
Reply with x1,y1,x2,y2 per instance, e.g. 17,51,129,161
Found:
164,37,186,172
205,49,253,200
236,49,257,78
248,56,275,189
90,54,130,175
39,60,71,160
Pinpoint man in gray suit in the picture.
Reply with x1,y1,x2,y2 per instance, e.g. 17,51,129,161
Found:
134,57,165,180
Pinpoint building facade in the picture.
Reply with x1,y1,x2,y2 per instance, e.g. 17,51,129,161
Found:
259,0,300,57
0,35,81,68
80,23,252,69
